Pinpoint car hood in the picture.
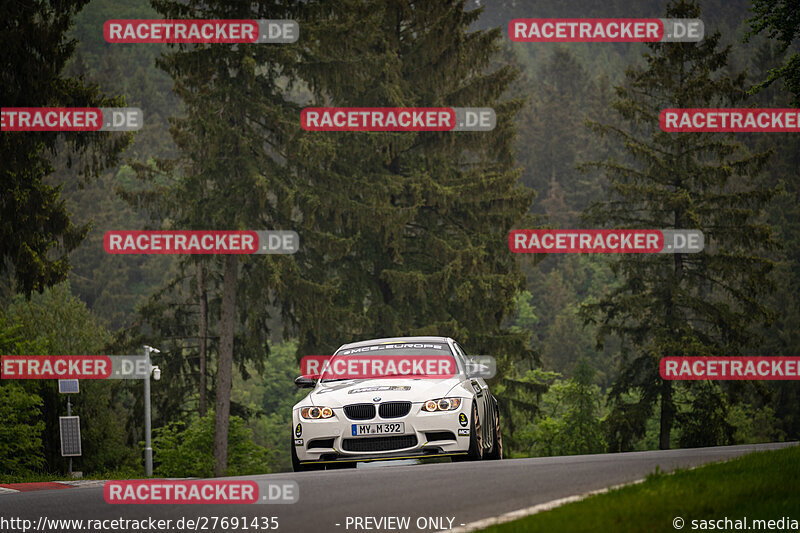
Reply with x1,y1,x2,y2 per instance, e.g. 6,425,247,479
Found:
299,377,464,408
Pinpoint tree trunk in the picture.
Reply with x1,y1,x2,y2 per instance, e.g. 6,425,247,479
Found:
197,262,208,418
659,378,673,449
660,114,686,449
213,254,238,477
661,215,684,450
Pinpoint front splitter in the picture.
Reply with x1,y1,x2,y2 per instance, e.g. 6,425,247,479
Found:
300,451,467,465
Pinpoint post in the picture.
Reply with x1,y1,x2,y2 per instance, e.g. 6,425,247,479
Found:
67,397,72,475
144,346,153,477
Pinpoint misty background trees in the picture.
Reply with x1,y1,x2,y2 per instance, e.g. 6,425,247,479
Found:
1,0,798,477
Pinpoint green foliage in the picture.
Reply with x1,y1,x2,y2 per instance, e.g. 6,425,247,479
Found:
233,340,308,472
494,368,550,456
153,412,272,478
279,0,536,364
509,291,539,333
138,0,315,476
746,0,800,105
742,32,800,445
520,254,621,389
676,382,735,448
57,0,180,330
582,0,778,450
0,0,131,296
5,282,112,353
516,47,607,225
541,305,595,377
515,362,606,457
1,0,797,481
2,283,136,474
727,403,786,444
120,0,539,474
0,383,46,474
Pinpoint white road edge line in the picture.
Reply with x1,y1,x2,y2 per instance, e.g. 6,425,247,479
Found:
441,458,737,533
438,478,646,533
0,480,109,495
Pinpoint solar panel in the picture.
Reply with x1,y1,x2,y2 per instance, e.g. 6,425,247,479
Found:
60,416,82,456
58,379,79,394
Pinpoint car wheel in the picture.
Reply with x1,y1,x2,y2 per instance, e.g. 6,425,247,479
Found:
462,401,484,461
485,399,503,460
291,439,323,472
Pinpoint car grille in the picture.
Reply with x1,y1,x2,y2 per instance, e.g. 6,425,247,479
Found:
378,401,411,418
307,438,335,449
342,435,418,452
344,403,376,420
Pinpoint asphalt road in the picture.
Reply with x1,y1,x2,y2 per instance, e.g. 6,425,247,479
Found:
1,442,794,533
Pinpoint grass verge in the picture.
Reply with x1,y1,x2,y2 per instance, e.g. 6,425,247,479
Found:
480,444,800,533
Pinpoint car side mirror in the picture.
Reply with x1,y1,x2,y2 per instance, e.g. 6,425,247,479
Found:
294,376,317,388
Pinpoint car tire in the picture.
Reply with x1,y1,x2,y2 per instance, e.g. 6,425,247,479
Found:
291,439,324,472
454,401,483,462
485,399,503,460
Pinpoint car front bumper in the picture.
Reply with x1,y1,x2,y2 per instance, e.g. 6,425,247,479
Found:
292,401,471,464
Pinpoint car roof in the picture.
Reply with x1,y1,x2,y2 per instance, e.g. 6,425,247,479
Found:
338,336,453,350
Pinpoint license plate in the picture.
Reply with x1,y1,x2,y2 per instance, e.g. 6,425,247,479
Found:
351,422,405,436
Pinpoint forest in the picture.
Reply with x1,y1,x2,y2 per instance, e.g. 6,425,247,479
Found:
1,0,798,478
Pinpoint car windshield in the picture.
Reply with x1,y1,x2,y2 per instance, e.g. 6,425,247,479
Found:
319,342,458,382
334,342,453,357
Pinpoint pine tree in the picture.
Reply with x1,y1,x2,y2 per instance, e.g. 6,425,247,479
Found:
133,0,538,472
142,0,306,476
743,40,800,442
1,0,131,296
518,47,600,225
581,0,777,451
746,0,800,105
287,0,535,366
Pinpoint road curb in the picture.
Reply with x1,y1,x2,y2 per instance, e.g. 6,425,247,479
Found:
0,480,106,495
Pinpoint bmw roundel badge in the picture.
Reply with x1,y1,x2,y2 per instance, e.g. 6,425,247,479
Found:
373,397,381,402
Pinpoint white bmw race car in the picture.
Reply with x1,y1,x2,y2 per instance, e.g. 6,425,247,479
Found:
291,336,502,471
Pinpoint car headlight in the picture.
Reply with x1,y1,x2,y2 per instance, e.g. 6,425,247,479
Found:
301,406,335,419
421,398,462,412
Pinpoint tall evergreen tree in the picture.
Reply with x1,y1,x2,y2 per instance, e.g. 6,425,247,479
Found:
1,0,130,296
287,0,535,366
746,0,800,105
518,47,601,226
141,0,306,476
581,0,777,451
743,40,800,442
131,0,537,473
